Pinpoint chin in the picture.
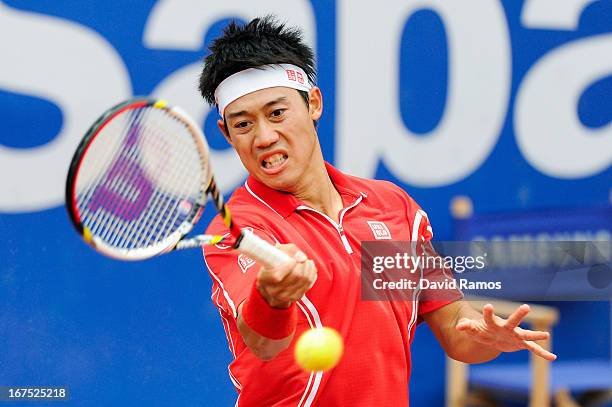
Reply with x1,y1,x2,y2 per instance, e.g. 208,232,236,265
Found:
259,173,295,191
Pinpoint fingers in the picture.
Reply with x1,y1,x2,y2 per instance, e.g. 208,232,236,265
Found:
275,243,308,263
524,340,558,361
456,304,499,332
260,259,314,289
515,327,550,341
260,243,308,282
307,263,318,290
259,257,297,283
482,304,498,327
504,304,530,330
257,246,317,306
275,260,317,301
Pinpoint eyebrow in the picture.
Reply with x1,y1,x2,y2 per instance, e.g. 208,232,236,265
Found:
226,96,288,120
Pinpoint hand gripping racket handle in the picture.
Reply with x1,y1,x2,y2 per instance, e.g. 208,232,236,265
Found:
235,230,293,268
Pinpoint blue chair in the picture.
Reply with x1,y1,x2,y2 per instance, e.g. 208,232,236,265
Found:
445,199,612,407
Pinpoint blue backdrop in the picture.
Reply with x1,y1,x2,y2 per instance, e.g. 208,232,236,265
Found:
0,0,610,405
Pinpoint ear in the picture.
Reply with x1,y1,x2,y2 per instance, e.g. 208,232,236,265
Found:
308,87,323,121
217,118,234,146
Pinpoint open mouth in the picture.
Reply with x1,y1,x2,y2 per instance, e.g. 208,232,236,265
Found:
261,153,288,170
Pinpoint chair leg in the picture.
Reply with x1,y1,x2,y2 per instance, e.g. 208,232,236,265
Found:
554,388,581,407
446,358,469,407
531,321,553,407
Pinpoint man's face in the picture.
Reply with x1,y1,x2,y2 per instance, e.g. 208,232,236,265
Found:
218,86,323,192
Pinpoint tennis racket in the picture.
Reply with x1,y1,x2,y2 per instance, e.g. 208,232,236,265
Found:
65,98,291,268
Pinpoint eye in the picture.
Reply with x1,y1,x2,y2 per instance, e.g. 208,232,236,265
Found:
270,109,286,118
234,121,250,129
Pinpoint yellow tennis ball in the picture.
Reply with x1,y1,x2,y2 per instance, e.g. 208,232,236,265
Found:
295,327,344,372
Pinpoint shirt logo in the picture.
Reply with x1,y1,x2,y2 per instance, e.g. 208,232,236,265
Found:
238,254,256,273
367,221,392,240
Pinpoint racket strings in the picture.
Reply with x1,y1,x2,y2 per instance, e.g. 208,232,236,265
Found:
136,111,204,248
111,111,197,248
93,108,151,244
109,118,167,248
74,105,208,251
136,108,206,245
76,111,132,222
93,108,161,246
120,109,181,248
79,108,147,238
128,109,203,247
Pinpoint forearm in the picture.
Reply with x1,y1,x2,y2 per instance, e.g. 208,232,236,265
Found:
437,301,501,364
234,244,315,360
237,303,294,360
236,283,298,360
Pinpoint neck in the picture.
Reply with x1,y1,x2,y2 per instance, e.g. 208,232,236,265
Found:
292,152,343,222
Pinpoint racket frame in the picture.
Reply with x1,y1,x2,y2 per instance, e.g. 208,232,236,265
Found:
65,98,209,261
66,97,291,268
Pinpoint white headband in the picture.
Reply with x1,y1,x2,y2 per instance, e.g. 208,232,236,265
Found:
214,64,313,117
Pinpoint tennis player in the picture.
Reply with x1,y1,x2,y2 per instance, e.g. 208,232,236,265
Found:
199,16,556,406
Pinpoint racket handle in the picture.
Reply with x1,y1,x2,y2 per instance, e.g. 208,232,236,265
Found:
235,230,292,268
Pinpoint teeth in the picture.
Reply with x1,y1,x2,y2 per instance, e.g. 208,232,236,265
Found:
263,153,287,169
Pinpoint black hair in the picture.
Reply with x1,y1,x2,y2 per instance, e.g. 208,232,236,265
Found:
198,15,316,115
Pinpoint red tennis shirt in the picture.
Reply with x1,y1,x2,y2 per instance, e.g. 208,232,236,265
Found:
203,163,461,406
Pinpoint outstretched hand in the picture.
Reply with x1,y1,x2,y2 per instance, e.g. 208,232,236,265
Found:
455,304,557,361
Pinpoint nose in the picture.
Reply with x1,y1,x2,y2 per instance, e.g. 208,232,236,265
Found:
253,121,280,149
